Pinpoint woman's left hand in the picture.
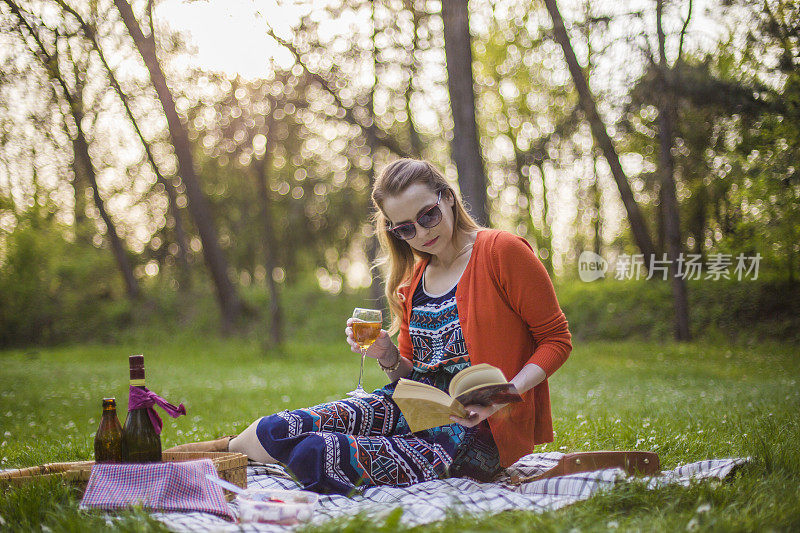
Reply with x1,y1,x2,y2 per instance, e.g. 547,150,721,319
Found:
449,403,505,428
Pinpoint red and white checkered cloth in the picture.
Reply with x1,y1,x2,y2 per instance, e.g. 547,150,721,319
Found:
80,459,233,520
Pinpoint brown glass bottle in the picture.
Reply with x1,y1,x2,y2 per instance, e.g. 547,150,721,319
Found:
122,354,161,462
94,398,124,463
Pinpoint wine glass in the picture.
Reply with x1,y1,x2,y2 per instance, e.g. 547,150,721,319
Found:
347,308,382,398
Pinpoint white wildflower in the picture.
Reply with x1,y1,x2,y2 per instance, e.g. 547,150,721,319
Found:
696,503,711,514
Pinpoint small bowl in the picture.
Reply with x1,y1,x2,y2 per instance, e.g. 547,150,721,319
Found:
236,488,319,525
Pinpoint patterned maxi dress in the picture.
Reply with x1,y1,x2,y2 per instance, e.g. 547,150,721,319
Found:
255,274,503,494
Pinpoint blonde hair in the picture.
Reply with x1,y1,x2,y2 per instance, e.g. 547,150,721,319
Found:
371,159,482,335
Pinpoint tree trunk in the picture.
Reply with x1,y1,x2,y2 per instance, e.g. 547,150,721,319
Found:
6,1,139,300
535,163,554,274
542,0,657,271
690,185,706,258
368,1,386,309
441,0,488,225
114,0,242,330
656,0,690,341
517,165,546,255
70,158,86,228
591,150,603,257
404,0,423,158
59,2,192,289
582,1,603,260
254,156,284,348
656,185,665,254
71,100,140,300
787,222,796,283
513,150,538,243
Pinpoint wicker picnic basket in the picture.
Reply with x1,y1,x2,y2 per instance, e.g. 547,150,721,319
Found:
0,451,247,495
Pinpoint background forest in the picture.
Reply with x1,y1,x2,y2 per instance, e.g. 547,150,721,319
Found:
1,0,798,347
2,2,799,531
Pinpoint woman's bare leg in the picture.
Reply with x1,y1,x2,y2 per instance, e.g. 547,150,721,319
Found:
164,435,233,453
165,418,276,463
229,418,277,464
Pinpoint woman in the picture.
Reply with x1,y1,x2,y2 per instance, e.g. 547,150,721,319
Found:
169,159,571,494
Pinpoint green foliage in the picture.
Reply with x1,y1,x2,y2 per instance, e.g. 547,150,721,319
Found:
611,0,800,284
721,67,800,281
106,273,365,349
472,5,578,259
177,72,375,288
3,231,797,348
0,210,131,347
556,278,800,343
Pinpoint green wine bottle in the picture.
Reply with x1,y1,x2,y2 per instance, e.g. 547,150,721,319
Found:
122,354,161,463
94,398,124,463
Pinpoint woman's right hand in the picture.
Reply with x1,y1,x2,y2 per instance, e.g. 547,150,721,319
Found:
345,318,395,362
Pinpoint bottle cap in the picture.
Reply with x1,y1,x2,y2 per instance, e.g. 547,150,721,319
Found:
129,354,145,381
102,398,116,408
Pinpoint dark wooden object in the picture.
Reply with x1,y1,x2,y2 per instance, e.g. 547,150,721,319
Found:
510,451,660,484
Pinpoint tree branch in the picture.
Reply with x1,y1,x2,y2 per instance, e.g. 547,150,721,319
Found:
677,0,693,63
146,0,156,46
52,0,190,273
761,0,795,71
264,25,412,159
3,0,73,106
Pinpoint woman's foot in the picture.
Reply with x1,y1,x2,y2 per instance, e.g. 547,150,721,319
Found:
165,435,236,453
228,419,279,464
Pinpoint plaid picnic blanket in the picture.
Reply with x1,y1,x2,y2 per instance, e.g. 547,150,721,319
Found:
153,452,748,531
80,459,233,520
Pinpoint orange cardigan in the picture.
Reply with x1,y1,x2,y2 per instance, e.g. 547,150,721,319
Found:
397,229,572,467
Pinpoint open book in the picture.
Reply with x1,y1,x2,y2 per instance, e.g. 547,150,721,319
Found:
392,363,522,432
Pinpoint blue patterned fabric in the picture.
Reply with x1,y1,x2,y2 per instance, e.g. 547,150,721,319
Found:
255,273,501,495
405,274,470,388
255,394,463,495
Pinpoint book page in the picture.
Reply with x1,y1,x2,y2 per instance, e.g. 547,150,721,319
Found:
452,383,522,407
392,379,467,432
448,363,508,397
394,378,452,404
393,397,459,432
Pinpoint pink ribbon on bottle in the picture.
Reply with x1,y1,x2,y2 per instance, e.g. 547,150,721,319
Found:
128,386,186,435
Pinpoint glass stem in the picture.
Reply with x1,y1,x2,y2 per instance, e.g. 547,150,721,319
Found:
357,348,366,390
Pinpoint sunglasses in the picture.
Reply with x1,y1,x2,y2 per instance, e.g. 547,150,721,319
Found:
386,191,443,240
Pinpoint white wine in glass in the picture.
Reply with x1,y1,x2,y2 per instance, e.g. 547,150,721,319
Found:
347,308,382,398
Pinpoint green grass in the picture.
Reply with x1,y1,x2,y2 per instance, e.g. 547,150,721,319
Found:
554,278,800,343
1,336,799,531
